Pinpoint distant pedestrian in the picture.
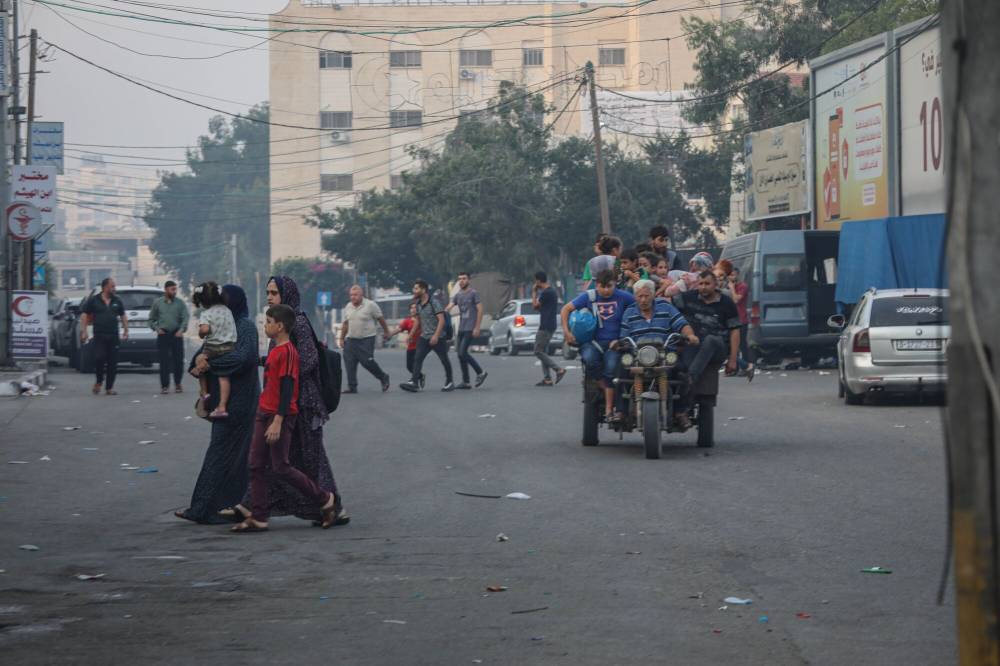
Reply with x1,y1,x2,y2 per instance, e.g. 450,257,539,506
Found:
649,225,682,270
340,285,391,394
193,282,237,420
400,280,454,392
79,277,128,396
531,271,566,387
389,302,424,388
448,272,487,389
231,304,338,534
149,280,189,395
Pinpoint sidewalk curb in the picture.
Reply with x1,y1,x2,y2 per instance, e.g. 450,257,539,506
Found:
0,366,48,397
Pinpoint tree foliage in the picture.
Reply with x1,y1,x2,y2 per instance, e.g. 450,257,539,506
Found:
271,257,354,310
144,104,270,290
309,83,701,291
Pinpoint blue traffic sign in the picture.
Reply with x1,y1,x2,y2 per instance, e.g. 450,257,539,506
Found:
317,291,332,307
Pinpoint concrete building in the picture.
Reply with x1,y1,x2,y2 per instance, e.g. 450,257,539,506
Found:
269,0,747,263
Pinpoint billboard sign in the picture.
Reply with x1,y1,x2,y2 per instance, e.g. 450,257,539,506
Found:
899,25,944,215
30,122,64,174
11,291,48,358
11,165,57,227
813,45,890,230
744,120,810,221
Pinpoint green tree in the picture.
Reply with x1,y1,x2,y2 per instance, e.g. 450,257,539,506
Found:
271,257,354,311
144,104,270,290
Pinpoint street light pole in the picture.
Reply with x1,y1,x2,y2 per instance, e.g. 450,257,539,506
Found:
0,0,10,366
586,61,611,235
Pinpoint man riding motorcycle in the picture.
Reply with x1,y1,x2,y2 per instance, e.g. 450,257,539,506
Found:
620,280,700,426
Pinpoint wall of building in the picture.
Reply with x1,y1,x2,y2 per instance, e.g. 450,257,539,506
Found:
269,0,733,263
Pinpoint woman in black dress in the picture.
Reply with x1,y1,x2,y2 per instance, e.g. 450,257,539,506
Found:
174,285,260,524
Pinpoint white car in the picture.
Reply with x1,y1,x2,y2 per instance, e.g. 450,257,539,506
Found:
828,288,949,404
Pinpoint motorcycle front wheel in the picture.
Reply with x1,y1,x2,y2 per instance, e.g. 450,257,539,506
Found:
642,398,661,459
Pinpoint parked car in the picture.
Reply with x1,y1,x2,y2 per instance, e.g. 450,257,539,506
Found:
828,288,949,404
49,297,82,356
720,229,840,366
488,299,564,356
69,286,164,372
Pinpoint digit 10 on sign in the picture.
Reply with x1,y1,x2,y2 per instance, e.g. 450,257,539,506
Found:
919,96,943,172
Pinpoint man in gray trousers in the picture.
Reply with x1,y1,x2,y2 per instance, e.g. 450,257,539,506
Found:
340,285,391,394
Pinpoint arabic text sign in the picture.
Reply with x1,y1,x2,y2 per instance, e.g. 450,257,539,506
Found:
30,122,64,175
744,120,810,222
11,291,48,359
11,165,56,227
0,17,7,96
900,26,945,215
814,46,890,230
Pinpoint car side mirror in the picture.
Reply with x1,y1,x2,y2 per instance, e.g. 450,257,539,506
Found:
827,314,846,330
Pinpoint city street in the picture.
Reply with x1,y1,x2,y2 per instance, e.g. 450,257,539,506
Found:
1,352,954,664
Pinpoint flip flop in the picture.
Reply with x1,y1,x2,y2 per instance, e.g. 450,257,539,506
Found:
536,379,553,387
231,520,268,533
319,496,341,530
173,509,196,522
218,506,249,523
554,369,567,385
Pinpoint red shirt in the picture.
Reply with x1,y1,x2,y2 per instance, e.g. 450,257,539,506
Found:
734,281,749,324
399,317,420,351
259,341,299,415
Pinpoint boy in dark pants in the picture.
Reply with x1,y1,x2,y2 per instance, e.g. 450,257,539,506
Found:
233,304,337,533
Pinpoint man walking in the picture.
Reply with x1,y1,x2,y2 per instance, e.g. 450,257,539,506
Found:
340,285,391,393
149,280,189,394
400,280,454,393
531,271,565,387
79,277,128,396
448,272,487,389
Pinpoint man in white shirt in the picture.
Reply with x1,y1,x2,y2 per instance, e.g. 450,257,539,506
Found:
340,285,392,393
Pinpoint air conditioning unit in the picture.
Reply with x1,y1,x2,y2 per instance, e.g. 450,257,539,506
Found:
459,69,476,80
330,130,351,144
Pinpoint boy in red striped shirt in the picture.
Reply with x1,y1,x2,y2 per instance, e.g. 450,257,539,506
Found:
233,304,337,533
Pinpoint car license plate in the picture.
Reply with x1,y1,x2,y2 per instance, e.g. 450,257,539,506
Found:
894,339,942,351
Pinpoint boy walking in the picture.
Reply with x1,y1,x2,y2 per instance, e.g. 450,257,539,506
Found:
233,304,337,533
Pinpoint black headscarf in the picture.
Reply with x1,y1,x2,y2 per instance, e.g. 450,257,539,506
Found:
222,284,249,320
268,275,302,313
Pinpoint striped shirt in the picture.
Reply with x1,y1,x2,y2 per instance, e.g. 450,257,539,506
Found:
620,299,689,342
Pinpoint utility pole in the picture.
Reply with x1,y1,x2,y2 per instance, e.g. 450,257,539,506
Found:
585,61,611,235
11,0,19,166
22,27,35,290
230,234,237,284
0,0,10,366
942,3,1000,664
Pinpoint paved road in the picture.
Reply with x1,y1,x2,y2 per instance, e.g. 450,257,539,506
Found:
1,351,954,664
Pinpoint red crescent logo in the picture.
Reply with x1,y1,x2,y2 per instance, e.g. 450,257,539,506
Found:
12,295,33,317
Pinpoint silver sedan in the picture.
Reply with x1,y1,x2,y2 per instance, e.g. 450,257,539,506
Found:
488,298,564,356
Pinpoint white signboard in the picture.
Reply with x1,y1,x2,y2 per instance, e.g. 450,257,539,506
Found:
6,202,41,240
30,122,64,174
581,90,691,138
11,290,48,358
744,120,810,221
899,26,944,215
11,165,56,227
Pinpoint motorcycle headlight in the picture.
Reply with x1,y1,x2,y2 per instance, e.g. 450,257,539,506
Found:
664,351,679,366
637,345,659,367
621,353,634,367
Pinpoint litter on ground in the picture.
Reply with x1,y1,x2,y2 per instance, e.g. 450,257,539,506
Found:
496,533,509,542
75,573,106,581
477,414,496,419
62,426,81,431
486,585,508,592
724,597,752,605
19,544,39,551
505,492,531,500
861,566,892,574
39,455,50,461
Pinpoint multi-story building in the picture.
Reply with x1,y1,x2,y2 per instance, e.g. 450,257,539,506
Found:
269,0,746,263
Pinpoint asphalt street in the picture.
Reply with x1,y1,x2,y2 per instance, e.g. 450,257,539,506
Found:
1,350,954,665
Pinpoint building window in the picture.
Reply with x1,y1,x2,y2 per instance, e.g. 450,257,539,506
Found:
598,48,626,66
320,111,352,129
459,50,493,67
390,51,422,68
390,174,404,189
389,110,423,128
319,51,352,69
321,174,354,191
522,48,543,67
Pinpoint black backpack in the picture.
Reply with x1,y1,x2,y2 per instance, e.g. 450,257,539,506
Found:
299,319,342,414
435,292,454,342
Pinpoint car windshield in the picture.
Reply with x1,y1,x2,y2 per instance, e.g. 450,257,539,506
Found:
118,292,160,310
870,296,949,327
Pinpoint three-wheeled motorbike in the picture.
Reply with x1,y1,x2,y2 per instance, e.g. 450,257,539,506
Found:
580,333,720,459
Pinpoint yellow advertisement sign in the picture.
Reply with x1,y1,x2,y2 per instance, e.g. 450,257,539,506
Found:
813,46,889,230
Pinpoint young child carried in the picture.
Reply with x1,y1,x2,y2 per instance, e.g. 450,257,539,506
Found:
193,281,237,420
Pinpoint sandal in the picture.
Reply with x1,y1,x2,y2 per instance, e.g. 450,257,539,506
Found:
319,494,340,530
231,519,268,534
92,383,101,395
218,506,250,523
161,387,170,395
174,509,196,522
554,369,567,385
105,389,117,396
536,379,553,387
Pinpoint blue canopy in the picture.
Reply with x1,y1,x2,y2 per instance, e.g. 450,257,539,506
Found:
834,214,947,306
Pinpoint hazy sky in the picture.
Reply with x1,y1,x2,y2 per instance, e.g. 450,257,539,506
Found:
27,0,288,173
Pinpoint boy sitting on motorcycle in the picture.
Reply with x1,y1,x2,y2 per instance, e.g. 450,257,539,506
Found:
561,269,634,422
